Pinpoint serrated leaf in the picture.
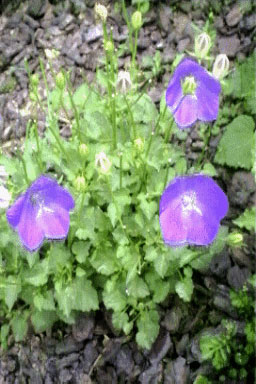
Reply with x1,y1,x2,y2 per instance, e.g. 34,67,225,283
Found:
214,115,255,169
72,241,90,263
175,269,193,302
103,278,127,312
90,247,118,275
31,310,58,333
136,309,159,350
23,260,49,287
4,277,21,310
11,314,28,342
127,276,150,298
233,207,255,231
153,253,169,278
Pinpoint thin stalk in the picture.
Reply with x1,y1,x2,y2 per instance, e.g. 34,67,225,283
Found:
124,95,136,140
195,123,212,169
164,116,175,143
119,154,123,189
66,77,82,142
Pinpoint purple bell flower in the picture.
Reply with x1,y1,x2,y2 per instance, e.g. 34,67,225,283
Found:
6,175,75,252
166,58,221,129
159,174,228,246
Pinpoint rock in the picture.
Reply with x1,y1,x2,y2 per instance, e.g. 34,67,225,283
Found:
72,314,94,342
225,5,243,27
59,14,75,30
115,345,134,376
240,14,256,30
158,5,172,33
84,25,103,43
218,35,240,58
213,291,238,318
55,336,84,355
162,49,176,64
227,265,251,289
173,14,190,37
139,362,162,384
27,0,47,18
209,248,231,278
228,171,255,207
175,334,189,356
96,366,118,384
148,87,162,104
138,30,151,49
56,352,79,371
164,357,190,384
149,328,173,365
162,307,182,333
231,247,253,270
177,38,190,53
83,342,98,373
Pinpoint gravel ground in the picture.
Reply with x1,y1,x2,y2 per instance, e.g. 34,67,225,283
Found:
0,0,255,383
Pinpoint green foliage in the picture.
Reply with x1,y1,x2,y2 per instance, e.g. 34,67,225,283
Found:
214,115,255,170
233,207,256,232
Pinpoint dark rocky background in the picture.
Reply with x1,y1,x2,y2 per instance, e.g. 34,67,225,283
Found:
0,0,255,383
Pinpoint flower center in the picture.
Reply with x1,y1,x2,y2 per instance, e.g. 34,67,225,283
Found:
181,191,202,216
181,76,197,95
29,191,43,206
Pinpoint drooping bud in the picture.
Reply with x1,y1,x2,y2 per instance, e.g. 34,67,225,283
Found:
56,72,66,90
95,152,112,174
104,40,114,53
95,3,108,23
195,32,211,59
212,54,229,80
131,11,142,30
227,231,243,247
134,137,144,153
79,143,89,158
116,71,132,93
74,175,86,192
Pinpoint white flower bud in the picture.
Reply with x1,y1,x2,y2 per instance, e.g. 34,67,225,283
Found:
195,32,211,59
116,71,132,94
212,54,229,80
95,3,108,23
95,152,112,174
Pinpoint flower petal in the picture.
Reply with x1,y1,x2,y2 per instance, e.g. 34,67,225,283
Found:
196,74,221,121
39,203,70,239
159,200,188,246
6,194,26,228
186,210,219,245
17,198,44,252
173,95,198,129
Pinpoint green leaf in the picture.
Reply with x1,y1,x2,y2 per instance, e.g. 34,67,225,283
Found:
145,271,172,303
33,290,55,311
72,276,99,312
202,162,217,177
31,310,58,333
72,241,90,263
90,247,118,275
73,83,90,108
112,311,132,335
23,260,49,287
153,253,169,278
233,207,256,231
214,115,255,169
48,244,71,272
137,194,157,221
4,277,21,311
136,309,159,349
11,313,28,342
175,267,193,302
131,93,158,124
127,276,150,298
103,277,127,312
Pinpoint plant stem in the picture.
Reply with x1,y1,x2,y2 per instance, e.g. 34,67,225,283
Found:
195,123,212,169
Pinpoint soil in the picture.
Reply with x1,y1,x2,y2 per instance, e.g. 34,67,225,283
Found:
0,0,255,383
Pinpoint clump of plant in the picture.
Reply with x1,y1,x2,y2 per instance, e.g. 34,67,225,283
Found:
199,275,255,383
0,2,254,352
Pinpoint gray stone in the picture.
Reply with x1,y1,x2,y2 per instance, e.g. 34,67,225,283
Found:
226,5,243,27
209,249,231,278
164,357,190,384
177,38,190,53
229,171,256,207
175,334,189,356
84,25,103,43
231,247,253,270
115,345,134,376
149,328,173,365
139,362,162,384
158,5,172,33
162,307,182,333
55,336,84,355
72,314,94,342
241,14,256,30
27,0,47,18
227,265,251,289
83,342,98,373
218,35,240,58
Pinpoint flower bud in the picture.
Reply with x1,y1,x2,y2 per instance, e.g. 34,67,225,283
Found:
227,231,243,247
212,54,229,80
131,11,142,30
134,137,144,153
74,175,86,192
31,74,39,87
104,40,114,53
116,71,132,93
195,32,211,59
29,92,37,102
79,143,89,158
56,72,66,90
0,185,11,209
95,3,108,23
181,76,197,95
95,152,112,174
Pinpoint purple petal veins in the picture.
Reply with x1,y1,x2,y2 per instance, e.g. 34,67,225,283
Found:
6,175,75,252
159,174,229,246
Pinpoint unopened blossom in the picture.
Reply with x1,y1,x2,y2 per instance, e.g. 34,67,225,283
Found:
212,54,229,80
0,185,11,209
95,3,108,23
159,174,229,246
6,175,75,252
195,32,211,59
95,152,112,174
166,58,221,129
116,71,132,94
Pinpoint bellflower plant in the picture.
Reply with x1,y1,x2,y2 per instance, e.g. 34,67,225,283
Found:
165,57,221,129
6,175,75,252
1,3,251,354
159,175,229,246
